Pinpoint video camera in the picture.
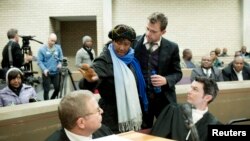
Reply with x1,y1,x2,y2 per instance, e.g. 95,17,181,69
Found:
19,35,43,51
62,58,68,67
19,35,43,86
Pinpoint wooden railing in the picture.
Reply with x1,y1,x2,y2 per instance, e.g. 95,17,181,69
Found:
1,81,250,140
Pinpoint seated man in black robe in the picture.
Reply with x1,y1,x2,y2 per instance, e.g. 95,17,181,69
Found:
151,76,221,141
46,90,113,141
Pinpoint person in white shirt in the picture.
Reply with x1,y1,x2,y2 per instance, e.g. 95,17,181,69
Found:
46,90,113,141
222,56,250,81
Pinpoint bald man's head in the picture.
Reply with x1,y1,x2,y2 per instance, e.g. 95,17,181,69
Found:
48,33,57,47
233,56,244,72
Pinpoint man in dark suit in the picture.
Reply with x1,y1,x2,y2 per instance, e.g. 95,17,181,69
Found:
222,56,250,81
46,90,113,141
133,12,182,129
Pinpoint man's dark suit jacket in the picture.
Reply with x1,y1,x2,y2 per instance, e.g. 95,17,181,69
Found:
133,35,182,103
46,125,113,141
222,64,250,81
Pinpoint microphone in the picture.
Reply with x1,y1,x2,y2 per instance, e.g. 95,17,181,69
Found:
180,103,200,141
29,98,37,103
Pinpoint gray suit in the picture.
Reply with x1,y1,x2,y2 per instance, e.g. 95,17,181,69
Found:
191,67,223,82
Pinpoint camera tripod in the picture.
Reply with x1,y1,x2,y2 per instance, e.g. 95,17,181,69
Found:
58,66,77,98
20,35,43,86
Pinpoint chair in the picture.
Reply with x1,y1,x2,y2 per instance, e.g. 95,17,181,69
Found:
227,118,250,125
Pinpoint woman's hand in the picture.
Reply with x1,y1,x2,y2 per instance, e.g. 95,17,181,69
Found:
78,64,99,82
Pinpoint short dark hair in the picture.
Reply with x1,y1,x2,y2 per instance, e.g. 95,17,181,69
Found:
195,76,219,104
108,24,136,42
148,12,168,31
7,28,18,39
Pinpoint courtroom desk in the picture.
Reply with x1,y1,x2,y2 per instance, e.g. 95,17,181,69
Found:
176,80,250,124
0,99,61,141
119,131,174,141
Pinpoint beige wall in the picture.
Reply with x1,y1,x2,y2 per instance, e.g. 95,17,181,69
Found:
113,0,242,57
0,0,243,72
0,0,103,71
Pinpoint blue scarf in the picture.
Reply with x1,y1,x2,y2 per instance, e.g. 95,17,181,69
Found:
110,44,148,112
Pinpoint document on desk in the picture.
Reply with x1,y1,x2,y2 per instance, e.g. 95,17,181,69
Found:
93,134,132,141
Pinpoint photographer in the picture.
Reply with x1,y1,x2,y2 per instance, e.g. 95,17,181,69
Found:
1,28,33,78
37,33,63,100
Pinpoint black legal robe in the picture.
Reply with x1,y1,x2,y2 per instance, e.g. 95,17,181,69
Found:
151,103,221,141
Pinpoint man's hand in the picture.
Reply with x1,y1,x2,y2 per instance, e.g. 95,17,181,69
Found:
57,63,62,69
151,74,167,87
24,54,33,63
79,64,99,82
43,69,49,77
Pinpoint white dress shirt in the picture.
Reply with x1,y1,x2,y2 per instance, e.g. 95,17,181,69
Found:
143,36,162,52
64,128,92,141
192,107,208,124
202,68,212,78
233,68,243,81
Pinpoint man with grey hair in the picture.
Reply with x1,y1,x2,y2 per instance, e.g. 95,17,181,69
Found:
46,90,113,141
37,33,63,100
75,35,95,68
1,28,33,78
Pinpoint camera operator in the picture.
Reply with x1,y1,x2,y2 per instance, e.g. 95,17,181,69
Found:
37,33,63,100
1,29,33,78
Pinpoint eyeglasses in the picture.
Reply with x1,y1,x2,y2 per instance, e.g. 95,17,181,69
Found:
84,107,103,117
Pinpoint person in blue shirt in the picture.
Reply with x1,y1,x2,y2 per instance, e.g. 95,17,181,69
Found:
37,33,63,100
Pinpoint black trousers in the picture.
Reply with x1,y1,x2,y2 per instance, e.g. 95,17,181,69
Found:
141,93,170,129
42,73,60,100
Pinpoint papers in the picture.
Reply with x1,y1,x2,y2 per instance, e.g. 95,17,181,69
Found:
93,134,132,141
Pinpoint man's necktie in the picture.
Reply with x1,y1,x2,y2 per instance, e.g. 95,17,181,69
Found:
148,43,155,53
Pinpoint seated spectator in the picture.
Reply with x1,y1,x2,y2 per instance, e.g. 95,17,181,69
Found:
214,47,221,56
210,51,223,68
227,51,250,67
222,56,250,81
219,48,229,57
0,68,37,107
151,76,221,141
46,90,113,141
180,49,199,68
191,56,223,82
239,46,250,58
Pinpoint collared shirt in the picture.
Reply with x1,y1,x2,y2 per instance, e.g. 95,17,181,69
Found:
202,68,212,78
143,36,162,52
64,128,92,141
233,68,243,81
192,107,208,124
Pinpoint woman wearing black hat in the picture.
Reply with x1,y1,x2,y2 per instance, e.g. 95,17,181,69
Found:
79,24,148,133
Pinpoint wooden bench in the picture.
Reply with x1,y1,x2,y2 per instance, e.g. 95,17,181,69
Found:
0,99,61,141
